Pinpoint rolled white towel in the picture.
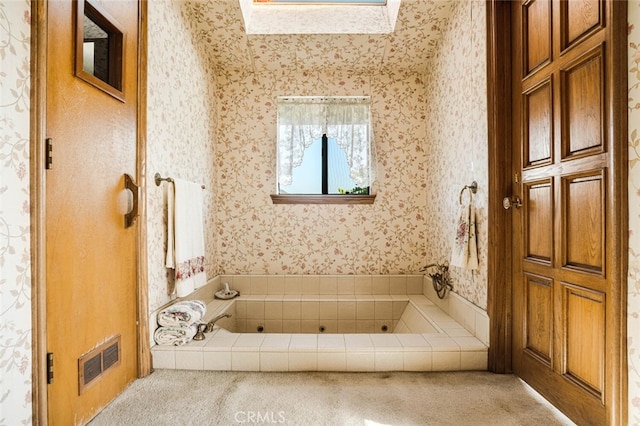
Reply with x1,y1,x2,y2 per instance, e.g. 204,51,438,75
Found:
154,324,198,346
157,300,206,328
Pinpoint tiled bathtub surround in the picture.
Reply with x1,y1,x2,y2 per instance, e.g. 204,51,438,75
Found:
151,275,488,372
220,274,424,296
150,275,490,345
151,294,487,372
423,275,490,347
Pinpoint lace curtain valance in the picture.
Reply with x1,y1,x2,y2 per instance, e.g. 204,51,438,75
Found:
277,96,375,188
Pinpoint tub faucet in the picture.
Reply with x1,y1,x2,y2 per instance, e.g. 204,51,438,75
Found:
205,313,232,333
420,262,452,300
420,262,449,273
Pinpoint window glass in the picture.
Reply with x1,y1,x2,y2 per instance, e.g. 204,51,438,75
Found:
327,138,360,194
279,138,322,194
279,137,363,195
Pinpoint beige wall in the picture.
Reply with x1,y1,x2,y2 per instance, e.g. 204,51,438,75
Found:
146,0,218,312
423,0,488,309
0,1,32,423
214,70,429,275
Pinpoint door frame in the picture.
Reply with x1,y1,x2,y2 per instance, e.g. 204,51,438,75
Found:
29,1,151,423
486,0,628,423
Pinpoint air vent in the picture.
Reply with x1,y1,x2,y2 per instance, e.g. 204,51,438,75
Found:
78,335,121,394
102,341,120,370
83,353,102,385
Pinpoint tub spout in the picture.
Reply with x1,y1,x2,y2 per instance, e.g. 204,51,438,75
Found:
205,313,232,333
419,261,449,273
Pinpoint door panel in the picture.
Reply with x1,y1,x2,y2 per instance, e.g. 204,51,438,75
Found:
563,283,605,396
523,80,553,167
562,47,604,158
524,180,553,262
562,0,603,49
46,0,139,423
524,273,553,363
511,0,623,424
563,172,604,273
524,0,552,74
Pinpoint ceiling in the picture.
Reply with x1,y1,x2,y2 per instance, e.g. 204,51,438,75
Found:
182,0,457,74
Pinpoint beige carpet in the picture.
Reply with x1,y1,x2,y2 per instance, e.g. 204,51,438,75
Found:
89,370,574,425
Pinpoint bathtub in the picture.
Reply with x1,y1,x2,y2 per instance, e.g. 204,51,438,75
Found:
151,292,488,372
210,296,439,334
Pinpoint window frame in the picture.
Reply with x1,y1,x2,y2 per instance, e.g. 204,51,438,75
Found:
74,0,126,102
272,96,376,205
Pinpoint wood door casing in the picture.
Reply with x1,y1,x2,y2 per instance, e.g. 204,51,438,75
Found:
508,0,627,424
45,0,139,423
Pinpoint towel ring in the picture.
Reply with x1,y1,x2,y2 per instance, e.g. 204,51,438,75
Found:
459,181,478,205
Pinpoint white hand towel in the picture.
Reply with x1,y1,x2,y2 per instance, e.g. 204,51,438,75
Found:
166,178,207,297
153,324,198,346
450,203,479,270
165,181,175,269
157,300,207,328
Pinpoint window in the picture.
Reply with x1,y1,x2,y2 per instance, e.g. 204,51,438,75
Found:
75,0,125,101
273,97,376,204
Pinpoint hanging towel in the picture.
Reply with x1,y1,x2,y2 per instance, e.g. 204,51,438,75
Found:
153,324,198,346
165,181,175,269
157,300,207,328
450,203,479,270
166,178,207,297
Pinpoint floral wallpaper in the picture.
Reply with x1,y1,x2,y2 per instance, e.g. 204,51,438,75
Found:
146,0,218,313
629,1,640,423
214,69,429,275
185,0,455,75
0,0,31,424
423,0,488,309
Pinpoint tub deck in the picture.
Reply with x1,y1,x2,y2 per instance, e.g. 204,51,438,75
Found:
151,295,487,372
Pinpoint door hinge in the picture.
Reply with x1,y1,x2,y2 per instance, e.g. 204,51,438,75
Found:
45,138,53,170
514,172,519,184
47,352,54,384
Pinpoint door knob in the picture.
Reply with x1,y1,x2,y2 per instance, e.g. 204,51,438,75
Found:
503,196,522,210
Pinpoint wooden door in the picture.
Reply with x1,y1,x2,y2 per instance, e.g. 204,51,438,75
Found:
510,0,626,424
45,0,139,423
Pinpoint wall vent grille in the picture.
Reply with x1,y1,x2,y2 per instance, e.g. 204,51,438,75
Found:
78,335,121,394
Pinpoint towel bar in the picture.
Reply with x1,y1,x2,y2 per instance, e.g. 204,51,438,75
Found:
154,173,205,189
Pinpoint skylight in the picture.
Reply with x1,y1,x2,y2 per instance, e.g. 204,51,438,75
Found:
240,0,400,35
255,0,386,4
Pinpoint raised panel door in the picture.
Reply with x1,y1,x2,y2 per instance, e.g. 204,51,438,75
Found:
510,0,623,424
